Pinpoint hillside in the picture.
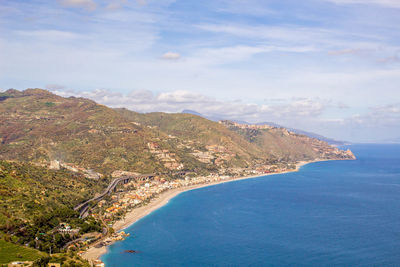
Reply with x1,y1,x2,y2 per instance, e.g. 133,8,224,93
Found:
0,89,354,178
115,109,265,167
0,89,176,175
181,109,347,145
116,109,354,164
0,160,103,253
253,122,347,145
0,239,46,264
219,120,355,162
0,89,262,175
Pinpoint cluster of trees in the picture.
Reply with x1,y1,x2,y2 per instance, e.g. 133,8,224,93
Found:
32,251,91,267
0,161,103,253
2,206,101,253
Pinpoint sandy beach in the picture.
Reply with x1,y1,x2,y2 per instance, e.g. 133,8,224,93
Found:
82,160,320,262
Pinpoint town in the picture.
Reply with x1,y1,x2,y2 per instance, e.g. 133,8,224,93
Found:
70,163,297,266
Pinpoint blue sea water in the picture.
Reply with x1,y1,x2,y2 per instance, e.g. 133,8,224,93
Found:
102,144,400,266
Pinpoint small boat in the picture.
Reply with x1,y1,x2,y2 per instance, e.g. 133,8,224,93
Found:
123,250,139,254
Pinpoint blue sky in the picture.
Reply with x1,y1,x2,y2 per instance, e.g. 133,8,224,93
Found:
1,0,400,142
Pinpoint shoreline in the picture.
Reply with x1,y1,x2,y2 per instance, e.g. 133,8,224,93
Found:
82,159,324,263
113,159,313,233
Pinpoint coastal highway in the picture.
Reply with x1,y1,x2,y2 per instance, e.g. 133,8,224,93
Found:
74,174,155,218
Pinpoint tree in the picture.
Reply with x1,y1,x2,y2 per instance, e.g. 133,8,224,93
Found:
33,256,51,267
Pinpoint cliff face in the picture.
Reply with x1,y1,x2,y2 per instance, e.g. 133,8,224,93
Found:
0,89,355,176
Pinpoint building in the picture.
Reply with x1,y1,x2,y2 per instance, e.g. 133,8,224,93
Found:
8,262,33,267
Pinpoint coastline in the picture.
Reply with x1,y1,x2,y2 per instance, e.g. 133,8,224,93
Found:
82,160,320,263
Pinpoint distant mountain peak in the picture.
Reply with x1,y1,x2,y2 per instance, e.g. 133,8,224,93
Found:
181,109,203,116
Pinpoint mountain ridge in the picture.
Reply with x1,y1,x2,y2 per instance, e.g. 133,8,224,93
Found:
180,109,347,145
0,89,355,178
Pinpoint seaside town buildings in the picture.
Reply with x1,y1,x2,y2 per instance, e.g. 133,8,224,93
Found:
97,165,293,221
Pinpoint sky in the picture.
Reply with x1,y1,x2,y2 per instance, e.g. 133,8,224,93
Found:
1,0,400,142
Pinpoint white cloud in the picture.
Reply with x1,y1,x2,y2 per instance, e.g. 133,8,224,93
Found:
214,0,275,16
161,52,181,60
53,87,400,142
365,103,400,126
377,55,400,64
196,24,338,44
278,99,325,117
180,45,316,68
49,87,400,142
198,24,301,41
324,0,400,8
157,90,210,103
16,30,81,41
136,0,148,6
321,103,400,138
59,0,97,10
45,84,67,90
196,23,392,54
49,88,329,123
328,49,361,55
2,0,400,142
106,0,128,10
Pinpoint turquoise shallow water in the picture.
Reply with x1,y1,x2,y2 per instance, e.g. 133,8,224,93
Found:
102,144,400,266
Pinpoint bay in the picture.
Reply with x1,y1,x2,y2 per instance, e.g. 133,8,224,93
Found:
103,144,400,266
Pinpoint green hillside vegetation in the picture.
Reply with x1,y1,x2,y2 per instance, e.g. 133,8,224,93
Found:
0,89,169,174
0,161,102,252
116,109,265,166
0,241,90,267
1,89,247,175
117,109,257,147
0,239,45,264
116,109,352,164
224,123,334,162
0,89,354,177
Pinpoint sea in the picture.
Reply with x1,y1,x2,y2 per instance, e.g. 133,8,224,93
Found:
102,144,400,266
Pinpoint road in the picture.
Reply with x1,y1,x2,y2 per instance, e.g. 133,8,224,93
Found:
74,174,155,217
